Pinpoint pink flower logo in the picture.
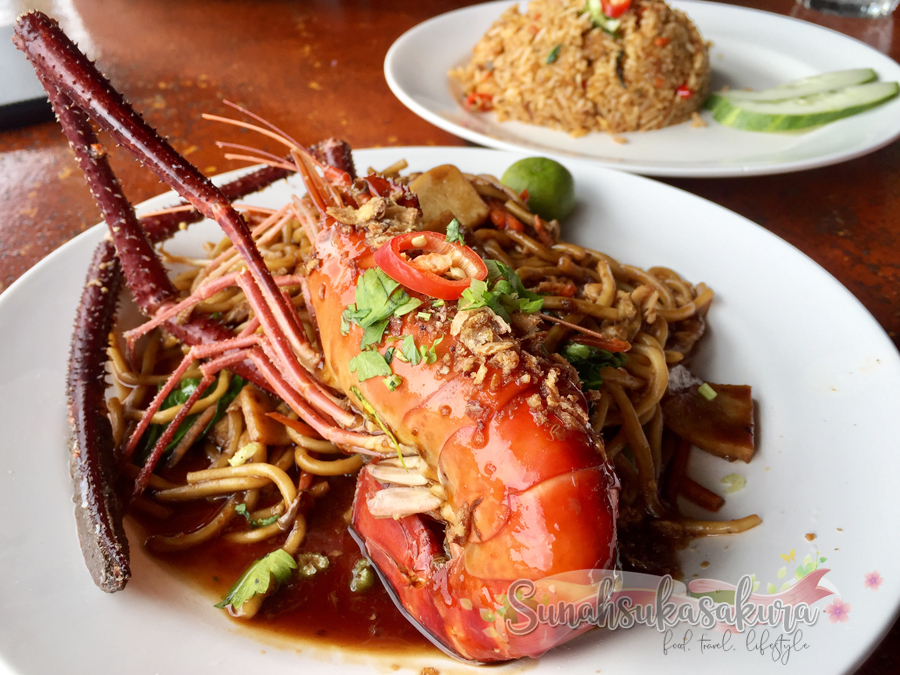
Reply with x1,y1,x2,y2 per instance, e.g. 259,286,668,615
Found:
824,598,851,624
864,571,884,591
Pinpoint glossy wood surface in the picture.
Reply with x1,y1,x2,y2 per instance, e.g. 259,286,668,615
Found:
0,0,898,672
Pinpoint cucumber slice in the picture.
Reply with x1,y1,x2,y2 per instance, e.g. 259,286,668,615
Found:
707,81,899,132
722,68,877,103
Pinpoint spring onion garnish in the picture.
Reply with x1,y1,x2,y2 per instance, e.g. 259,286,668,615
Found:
351,386,404,466
721,473,746,494
698,382,717,401
546,45,562,64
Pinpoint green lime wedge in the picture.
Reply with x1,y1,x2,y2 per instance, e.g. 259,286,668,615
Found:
501,157,576,222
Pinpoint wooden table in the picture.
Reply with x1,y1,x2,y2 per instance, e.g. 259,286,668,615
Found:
0,0,897,672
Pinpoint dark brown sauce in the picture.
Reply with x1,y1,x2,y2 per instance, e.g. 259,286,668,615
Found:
132,475,435,655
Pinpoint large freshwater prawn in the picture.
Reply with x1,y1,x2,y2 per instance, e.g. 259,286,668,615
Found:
15,10,623,663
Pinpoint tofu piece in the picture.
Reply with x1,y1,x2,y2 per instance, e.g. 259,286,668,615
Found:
233,385,291,446
409,164,489,229
662,382,755,463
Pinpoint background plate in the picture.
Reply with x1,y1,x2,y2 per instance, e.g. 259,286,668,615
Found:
385,1,900,177
1,147,899,674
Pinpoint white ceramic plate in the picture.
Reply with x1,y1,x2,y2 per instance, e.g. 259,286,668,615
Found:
385,1,900,177
1,147,899,675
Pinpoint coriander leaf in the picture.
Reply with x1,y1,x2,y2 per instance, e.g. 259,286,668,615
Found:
359,319,390,350
343,268,425,349
215,549,297,610
349,351,393,381
399,335,422,366
519,297,544,314
394,296,423,317
560,342,627,390
493,279,514,295
459,261,542,321
234,503,280,529
459,279,490,312
445,218,464,245
347,268,408,328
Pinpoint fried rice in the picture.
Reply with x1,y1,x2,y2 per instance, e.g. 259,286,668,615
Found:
449,0,711,135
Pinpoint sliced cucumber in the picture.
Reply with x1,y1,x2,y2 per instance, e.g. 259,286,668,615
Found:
706,81,899,131
722,68,877,103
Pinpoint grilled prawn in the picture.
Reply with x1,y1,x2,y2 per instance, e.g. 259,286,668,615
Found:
303,181,619,662
15,10,618,663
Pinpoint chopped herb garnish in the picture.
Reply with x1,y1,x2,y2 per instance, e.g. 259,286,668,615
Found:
342,268,423,348
419,336,444,365
560,342,627,390
297,553,330,578
720,473,746,494
215,549,296,611
459,260,543,322
349,350,393,381
416,311,432,321
445,218,464,245
546,44,562,64
359,319,390,350
432,299,445,308
399,334,421,365
351,386,404,464
698,382,718,401
234,502,280,529
394,296,424,316
383,346,396,364
383,374,403,391
350,558,375,592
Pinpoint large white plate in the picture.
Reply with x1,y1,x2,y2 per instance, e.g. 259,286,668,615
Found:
1,147,899,675
385,1,900,177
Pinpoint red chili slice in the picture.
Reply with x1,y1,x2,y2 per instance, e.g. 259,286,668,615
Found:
373,231,488,301
464,92,494,112
602,0,632,18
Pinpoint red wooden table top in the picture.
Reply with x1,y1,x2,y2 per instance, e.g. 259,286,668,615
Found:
0,0,897,671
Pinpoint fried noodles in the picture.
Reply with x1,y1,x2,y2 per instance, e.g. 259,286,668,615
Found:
108,156,758,618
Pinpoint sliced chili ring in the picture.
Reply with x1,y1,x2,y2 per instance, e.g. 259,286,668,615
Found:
373,231,488,301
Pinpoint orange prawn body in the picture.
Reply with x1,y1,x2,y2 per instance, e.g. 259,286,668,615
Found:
307,207,619,662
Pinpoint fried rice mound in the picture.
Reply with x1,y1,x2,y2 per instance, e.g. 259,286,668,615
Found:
449,0,711,135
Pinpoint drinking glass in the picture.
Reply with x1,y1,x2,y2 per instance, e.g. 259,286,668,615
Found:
798,0,899,18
